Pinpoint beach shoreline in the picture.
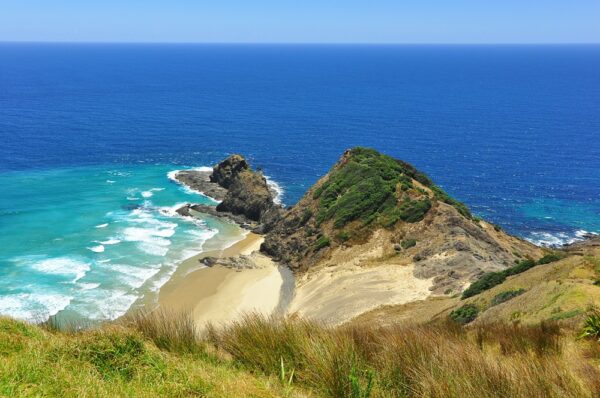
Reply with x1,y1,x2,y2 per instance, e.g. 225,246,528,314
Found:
157,229,289,329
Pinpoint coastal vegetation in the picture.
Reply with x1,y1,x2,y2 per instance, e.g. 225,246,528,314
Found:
312,147,469,231
462,253,563,299
2,312,599,397
491,288,526,306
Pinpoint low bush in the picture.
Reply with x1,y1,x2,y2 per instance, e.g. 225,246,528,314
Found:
491,289,526,306
449,304,479,324
314,235,331,251
537,252,565,265
462,257,550,299
400,239,417,250
505,259,536,275
335,230,351,243
462,273,507,299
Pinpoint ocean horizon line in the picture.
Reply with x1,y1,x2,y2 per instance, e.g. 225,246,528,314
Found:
1,40,600,46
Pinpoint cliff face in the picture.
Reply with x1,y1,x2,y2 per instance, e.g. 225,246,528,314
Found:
262,147,542,296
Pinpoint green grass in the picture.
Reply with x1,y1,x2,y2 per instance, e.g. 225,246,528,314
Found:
0,315,289,398
313,147,470,230
1,313,599,397
550,309,583,321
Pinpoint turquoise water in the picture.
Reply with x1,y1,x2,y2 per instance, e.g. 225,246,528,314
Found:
0,164,247,322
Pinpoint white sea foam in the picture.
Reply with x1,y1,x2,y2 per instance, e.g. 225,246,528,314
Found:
106,180,115,184
158,203,189,218
0,292,73,322
88,245,105,253
79,282,101,290
166,169,180,182
167,167,221,202
265,175,284,205
526,230,598,247
28,257,91,283
72,288,138,321
95,223,109,228
141,187,165,198
108,263,161,289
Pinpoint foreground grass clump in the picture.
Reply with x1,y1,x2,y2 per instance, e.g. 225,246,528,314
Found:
313,147,470,230
0,315,291,398
208,314,600,398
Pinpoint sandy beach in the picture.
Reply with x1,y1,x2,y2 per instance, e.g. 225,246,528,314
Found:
158,230,288,329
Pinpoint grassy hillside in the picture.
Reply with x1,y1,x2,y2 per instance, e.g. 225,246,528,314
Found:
0,315,296,398
1,311,599,397
353,241,600,327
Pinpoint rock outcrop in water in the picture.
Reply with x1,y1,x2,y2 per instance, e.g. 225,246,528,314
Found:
175,155,283,232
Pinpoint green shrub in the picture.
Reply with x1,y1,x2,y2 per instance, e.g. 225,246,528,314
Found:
462,259,542,299
314,235,331,251
593,280,600,286
335,230,351,242
491,289,526,306
400,239,417,250
462,273,507,299
450,304,479,324
537,252,564,265
314,147,467,230
506,259,536,276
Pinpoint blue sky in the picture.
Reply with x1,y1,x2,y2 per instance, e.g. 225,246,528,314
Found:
1,1,599,43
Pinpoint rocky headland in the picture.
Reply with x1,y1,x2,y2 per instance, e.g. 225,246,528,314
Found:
173,148,589,325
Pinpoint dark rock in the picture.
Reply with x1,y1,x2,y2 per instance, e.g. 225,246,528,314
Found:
209,154,249,189
174,154,284,232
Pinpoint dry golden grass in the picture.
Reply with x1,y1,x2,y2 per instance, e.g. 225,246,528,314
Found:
2,309,600,397
207,314,600,398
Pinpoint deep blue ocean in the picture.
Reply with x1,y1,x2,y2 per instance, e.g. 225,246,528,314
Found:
1,44,599,321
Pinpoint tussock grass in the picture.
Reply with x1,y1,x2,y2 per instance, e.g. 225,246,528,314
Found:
208,314,600,398
1,312,599,397
122,308,202,354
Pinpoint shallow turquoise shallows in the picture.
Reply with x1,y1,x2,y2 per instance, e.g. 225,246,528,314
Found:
0,164,245,322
